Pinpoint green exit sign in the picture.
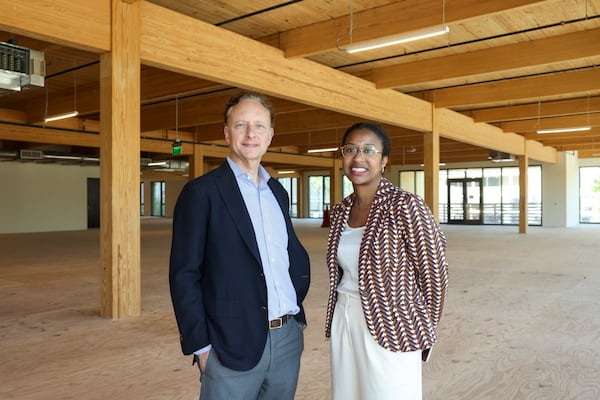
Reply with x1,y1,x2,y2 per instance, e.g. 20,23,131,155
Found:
172,140,182,155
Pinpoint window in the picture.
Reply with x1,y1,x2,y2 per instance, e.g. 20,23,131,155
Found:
277,177,298,217
151,181,166,217
501,167,520,224
399,166,542,226
580,167,600,223
342,175,353,199
308,175,330,218
483,168,502,224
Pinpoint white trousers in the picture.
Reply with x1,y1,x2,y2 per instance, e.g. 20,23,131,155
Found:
330,293,422,400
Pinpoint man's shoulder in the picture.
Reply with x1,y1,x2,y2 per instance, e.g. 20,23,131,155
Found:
187,163,231,186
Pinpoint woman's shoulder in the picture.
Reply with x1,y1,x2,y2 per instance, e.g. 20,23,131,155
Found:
377,179,426,208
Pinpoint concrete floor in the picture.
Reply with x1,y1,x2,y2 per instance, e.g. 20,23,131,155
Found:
1,218,599,400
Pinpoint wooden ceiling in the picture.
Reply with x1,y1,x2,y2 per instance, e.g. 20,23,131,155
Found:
0,0,599,169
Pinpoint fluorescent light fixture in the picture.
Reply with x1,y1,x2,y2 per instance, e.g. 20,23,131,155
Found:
44,111,79,123
536,126,591,134
307,147,339,153
148,161,168,166
277,170,296,174
420,163,447,167
346,25,449,53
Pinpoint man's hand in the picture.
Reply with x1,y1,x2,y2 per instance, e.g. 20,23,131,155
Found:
198,351,210,373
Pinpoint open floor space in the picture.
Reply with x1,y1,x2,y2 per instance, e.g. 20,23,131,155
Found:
1,219,599,400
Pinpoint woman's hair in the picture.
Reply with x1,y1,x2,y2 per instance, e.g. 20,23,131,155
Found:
342,122,391,157
223,91,275,126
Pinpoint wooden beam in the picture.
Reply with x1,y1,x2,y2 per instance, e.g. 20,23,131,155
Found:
499,113,600,133
437,108,525,155
280,0,544,57
139,1,433,133
99,0,141,319
470,97,600,123
373,28,600,89
27,68,227,124
526,140,557,164
431,68,600,108
0,123,100,147
0,0,110,52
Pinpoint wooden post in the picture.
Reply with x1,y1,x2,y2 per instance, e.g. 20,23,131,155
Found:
191,144,205,179
424,106,441,220
99,0,142,318
519,152,529,234
331,158,342,207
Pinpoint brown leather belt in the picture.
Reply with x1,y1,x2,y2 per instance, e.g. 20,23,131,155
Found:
269,315,292,329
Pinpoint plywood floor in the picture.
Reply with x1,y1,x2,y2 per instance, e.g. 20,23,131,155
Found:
1,219,600,400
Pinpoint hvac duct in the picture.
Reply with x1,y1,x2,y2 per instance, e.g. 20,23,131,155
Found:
0,41,45,91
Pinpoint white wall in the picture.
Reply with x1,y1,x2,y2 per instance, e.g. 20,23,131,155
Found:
3,155,599,233
542,151,581,227
565,152,581,226
0,162,99,233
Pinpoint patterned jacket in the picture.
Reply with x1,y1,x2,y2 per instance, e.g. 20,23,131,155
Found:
325,178,449,352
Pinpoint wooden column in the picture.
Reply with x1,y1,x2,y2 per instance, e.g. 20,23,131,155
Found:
331,158,342,207
99,0,141,318
519,152,529,234
424,106,441,220
297,175,304,218
191,144,205,179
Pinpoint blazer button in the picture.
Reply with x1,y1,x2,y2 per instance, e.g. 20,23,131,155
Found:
261,306,267,311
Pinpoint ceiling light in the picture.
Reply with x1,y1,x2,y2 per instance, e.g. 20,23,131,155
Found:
44,111,79,123
536,126,591,134
44,65,78,123
278,170,296,174
346,25,449,53
307,147,339,153
148,161,168,166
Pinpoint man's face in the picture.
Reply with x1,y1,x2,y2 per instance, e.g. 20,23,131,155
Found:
224,98,274,167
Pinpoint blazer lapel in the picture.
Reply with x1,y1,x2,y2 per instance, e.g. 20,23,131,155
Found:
214,163,262,265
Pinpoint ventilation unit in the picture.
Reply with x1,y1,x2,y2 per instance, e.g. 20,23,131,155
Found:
0,41,45,91
488,151,515,163
19,149,44,160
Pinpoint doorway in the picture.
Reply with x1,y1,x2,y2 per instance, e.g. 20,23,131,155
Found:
87,178,100,228
448,178,483,224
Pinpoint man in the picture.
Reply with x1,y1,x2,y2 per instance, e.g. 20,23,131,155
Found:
169,91,310,400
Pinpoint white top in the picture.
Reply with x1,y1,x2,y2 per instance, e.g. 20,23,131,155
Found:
336,223,365,297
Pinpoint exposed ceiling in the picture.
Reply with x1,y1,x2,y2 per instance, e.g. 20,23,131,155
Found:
0,0,599,171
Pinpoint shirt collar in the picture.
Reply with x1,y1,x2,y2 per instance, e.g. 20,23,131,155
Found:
226,157,271,184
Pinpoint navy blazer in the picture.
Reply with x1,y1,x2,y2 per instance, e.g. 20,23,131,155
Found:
169,162,310,371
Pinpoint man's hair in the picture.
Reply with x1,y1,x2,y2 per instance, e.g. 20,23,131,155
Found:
223,91,275,126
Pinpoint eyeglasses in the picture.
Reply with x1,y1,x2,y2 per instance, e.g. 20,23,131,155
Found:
340,144,383,158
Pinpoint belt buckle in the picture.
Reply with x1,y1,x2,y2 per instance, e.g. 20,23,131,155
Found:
269,317,284,329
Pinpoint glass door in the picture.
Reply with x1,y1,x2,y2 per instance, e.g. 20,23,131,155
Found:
448,178,483,224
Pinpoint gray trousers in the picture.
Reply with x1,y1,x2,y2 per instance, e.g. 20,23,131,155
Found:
199,318,304,400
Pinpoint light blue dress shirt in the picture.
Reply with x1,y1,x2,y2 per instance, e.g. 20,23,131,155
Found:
195,159,300,355
226,157,300,321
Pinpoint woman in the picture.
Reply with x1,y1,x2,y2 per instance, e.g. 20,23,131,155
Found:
325,122,449,400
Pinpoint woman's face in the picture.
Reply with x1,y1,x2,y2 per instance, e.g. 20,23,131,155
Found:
341,128,388,188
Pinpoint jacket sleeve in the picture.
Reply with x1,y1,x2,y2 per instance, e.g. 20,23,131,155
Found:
403,193,449,331
169,180,211,355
